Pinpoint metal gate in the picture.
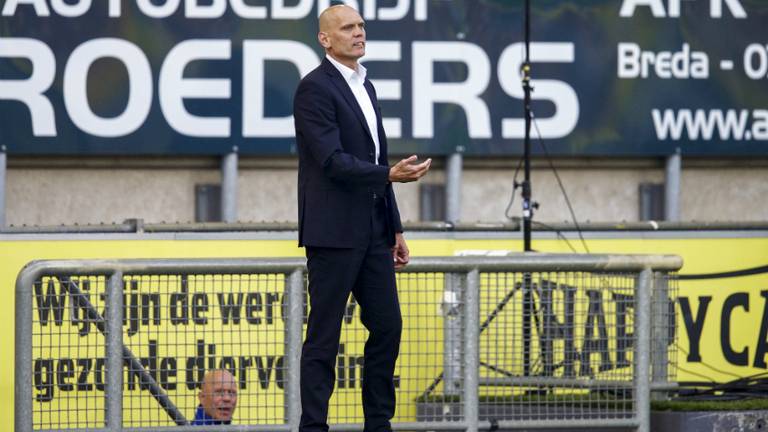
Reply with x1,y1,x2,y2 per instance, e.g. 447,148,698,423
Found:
15,254,681,432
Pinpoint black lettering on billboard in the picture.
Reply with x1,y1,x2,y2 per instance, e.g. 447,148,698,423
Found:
721,292,749,366
208,341,217,370
122,280,161,336
350,355,365,388
77,358,93,391
34,358,54,402
170,276,189,325
245,292,263,325
753,290,768,368
143,339,159,388
126,279,140,335
238,356,253,389
678,296,711,362
142,292,161,325
219,357,237,379
94,357,106,391
265,292,280,324
255,356,276,389
185,339,206,390
580,289,612,376
69,278,93,336
191,292,209,324
160,357,177,391
218,293,245,324
539,280,577,377
275,356,285,389
56,358,75,392
613,293,634,368
35,278,67,326
127,340,159,390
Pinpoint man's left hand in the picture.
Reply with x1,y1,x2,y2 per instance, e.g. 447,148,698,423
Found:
392,232,410,270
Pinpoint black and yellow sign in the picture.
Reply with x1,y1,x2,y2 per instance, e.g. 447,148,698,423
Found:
1,234,766,430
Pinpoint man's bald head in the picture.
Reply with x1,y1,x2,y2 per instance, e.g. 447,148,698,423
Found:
202,369,234,389
319,4,350,32
317,4,366,69
199,369,237,422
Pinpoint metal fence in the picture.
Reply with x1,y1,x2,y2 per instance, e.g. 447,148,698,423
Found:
15,254,681,432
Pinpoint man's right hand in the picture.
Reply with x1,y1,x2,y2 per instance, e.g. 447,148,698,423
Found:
388,155,432,183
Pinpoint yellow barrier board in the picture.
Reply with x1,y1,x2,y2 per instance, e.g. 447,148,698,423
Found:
1,235,766,430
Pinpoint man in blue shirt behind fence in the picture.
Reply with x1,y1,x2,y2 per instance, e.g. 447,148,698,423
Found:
191,369,238,425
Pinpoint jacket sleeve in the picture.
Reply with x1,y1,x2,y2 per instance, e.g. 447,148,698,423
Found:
294,78,389,186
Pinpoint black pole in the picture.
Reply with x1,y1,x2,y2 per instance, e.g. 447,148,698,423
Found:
521,0,534,378
522,0,533,252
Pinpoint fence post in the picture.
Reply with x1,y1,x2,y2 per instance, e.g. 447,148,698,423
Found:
651,272,670,400
446,150,463,224
635,268,653,432
0,145,6,229
665,148,681,222
106,272,124,431
463,269,479,432
15,266,36,432
221,146,238,223
443,273,463,398
285,269,304,431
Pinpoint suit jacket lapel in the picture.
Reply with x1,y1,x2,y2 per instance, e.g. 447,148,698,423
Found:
322,59,375,144
364,80,387,164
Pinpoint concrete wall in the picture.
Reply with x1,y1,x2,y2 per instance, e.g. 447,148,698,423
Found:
681,168,768,222
459,168,664,224
7,168,220,225
238,169,296,222
5,158,768,226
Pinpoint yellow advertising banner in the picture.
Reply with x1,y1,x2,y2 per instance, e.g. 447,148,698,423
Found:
1,234,766,431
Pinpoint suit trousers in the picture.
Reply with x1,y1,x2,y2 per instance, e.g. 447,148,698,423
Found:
300,199,402,432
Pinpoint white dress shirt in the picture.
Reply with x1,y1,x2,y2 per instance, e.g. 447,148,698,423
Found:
326,54,381,164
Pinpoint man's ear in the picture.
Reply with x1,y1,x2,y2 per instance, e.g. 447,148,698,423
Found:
318,32,330,49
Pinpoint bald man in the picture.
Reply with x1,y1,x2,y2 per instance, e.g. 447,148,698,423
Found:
293,5,430,432
191,369,238,425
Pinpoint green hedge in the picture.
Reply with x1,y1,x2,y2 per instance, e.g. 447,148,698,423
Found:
416,395,768,412
650,399,768,412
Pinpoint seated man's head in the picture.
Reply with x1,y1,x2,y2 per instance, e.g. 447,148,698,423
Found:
199,369,238,422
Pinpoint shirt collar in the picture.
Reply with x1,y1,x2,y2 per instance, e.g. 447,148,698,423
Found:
326,54,367,84
192,405,231,425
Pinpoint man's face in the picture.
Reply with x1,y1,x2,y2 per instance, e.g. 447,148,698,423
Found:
319,6,366,67
199,371,237,421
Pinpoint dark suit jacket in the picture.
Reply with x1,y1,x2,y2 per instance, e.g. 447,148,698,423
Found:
294,57,403,248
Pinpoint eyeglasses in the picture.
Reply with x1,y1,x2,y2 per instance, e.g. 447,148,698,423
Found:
211,389,237,398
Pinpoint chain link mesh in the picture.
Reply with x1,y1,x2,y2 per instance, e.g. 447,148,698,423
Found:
28,268,677,430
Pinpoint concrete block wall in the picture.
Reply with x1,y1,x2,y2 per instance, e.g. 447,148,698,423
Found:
4,158,768,226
